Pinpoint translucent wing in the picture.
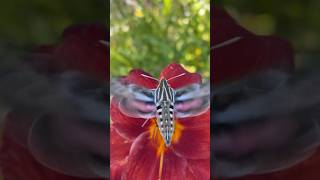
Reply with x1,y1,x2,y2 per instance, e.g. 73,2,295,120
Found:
214,70,320,123
29,114,107,178
214,70,291,124
0,49,108,178
213,69,320,178
111,78,156,119
174,82,210,118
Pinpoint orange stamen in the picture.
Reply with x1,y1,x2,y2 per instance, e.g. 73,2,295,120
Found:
158,150,164,180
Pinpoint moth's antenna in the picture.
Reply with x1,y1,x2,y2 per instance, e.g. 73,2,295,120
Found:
167,73,186,82
140,74,159,82
211,36,243,50
99,40,109,46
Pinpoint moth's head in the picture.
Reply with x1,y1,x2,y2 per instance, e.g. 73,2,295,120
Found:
158,78,171,89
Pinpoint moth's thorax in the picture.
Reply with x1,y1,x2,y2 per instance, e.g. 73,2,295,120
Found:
154,79,175,146
154,79,175,103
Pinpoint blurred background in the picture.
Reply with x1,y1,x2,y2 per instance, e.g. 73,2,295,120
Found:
0,0,107,47
0,1,107,179
110,0,210,78
217,0,320,70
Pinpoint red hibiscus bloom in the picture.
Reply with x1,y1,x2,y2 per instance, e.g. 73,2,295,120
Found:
212,7,294,85
0,24,108,180
212,6,320,180
33,23,109,82
110,63,210,180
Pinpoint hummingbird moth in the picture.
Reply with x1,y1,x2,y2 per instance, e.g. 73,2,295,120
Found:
212,69,320,178
111,72,210,146
0,44,108,178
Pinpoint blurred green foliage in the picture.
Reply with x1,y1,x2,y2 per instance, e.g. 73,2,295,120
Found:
0,0,107,47
110,0,210,78
4,0,320,75
217,0,320,54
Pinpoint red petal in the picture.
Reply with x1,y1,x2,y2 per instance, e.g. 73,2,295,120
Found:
211,7,252,46
179,110,210,129
160,63,202,89
123,132,159,180
162,152,188,180
62,24,108,44
124,132,188,180
0,123,102,180
29,24,109,81
160,150,188,180
211,7,294,84
110,127,129,180
110,126,131,163
234,150,320,180
111,162,126,180
185,159,210,180
2,111,34,147
54,31,108,82
173,115,210,159
110,98,150,140
212,35,294,84
123,69,158,89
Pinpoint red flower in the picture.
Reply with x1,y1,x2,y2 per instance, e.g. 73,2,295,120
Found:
0,24,108,180
212,6,320,180
33,24,109,82
110,63,210,180
211,7,294,85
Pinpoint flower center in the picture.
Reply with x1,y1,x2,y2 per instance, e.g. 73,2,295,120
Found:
148,118,184,156
148,118,184,179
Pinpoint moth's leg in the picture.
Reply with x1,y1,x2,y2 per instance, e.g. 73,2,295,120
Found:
141,118,150,127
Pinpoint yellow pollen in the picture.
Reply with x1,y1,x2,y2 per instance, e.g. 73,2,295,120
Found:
148,118,184,156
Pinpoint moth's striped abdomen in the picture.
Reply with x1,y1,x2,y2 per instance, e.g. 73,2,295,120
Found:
154,79,175,147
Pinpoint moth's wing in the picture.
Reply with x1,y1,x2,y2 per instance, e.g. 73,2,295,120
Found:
213,70,290,124
0,67,107,123
213,70,320,178
28,114,107,178
0,43,111,178
174,82,210,118
111,78,156,119
214,70,320,124
213,70,290,98
26,73,108,178
0,61,108,177
214,117,320,178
